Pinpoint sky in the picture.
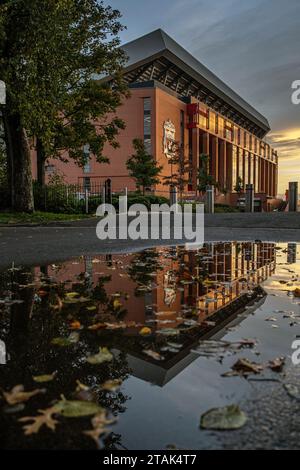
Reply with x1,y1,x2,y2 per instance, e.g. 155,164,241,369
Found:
107,0,300,195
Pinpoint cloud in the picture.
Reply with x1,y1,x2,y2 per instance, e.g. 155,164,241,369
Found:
109,0,300,194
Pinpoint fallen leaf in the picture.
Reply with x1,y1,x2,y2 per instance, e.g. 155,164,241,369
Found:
83,411,116,448
86,306,97,312
268,357,285,372
19,406,59,435
143,349,165,361
3,385,45,405
223,358,264,377
86,347,113,365
56,399,103,418
139,327,152,336
113,299,122,310
51,332,79,346
65,292,80,299
200,405,247,430
294,289,300,298
33,372,56,383
88,323,107,331
100,379,122,392
69,321,81,330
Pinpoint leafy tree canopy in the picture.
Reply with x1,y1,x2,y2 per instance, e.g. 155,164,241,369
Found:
0,0,129,165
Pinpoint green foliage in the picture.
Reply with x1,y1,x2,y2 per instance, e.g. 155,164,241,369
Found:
214,204,240,213
126,139,162,195
0,0,128,164
234,176,244,194
197,153,218,193
112,192,168,210
0,211,91,225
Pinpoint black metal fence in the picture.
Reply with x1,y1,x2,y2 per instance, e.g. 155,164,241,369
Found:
33,182,105,214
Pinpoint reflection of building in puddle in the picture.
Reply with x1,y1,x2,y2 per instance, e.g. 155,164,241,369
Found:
0,339,6,364
287,243,297,265
0,243,275,386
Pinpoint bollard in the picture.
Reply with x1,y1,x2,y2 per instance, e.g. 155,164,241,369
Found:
205,185,214,214
85,188,89,214
170,185,178,206
245,184,254,213
289,182,298,212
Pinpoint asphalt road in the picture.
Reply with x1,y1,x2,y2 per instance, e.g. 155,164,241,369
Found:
0,212,299,268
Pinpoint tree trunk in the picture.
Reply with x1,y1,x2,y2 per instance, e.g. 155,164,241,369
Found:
36,137,46,186
5,112,34,212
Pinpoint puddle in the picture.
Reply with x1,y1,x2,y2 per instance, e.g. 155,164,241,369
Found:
0,242,300,449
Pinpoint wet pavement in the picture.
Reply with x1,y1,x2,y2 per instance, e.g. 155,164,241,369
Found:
1,242,300,450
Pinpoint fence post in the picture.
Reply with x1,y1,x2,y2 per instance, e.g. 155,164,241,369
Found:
170,185,178,206
289,182,298,212
205,185,215,214
102,185,106,205
85,188,89,214
124,187,128,213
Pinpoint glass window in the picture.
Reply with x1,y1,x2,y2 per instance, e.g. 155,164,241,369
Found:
83,144,91,173
255,156,259,193
143,98,151,153
180,110,185,148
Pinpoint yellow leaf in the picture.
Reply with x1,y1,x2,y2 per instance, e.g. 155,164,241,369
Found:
139,327,152,336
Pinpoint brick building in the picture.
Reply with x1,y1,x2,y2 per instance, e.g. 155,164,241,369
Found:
32,29,280,210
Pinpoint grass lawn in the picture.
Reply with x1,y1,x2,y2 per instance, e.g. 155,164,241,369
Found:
0,211,93,225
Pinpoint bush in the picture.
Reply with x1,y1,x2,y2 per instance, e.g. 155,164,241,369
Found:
112,193,169,210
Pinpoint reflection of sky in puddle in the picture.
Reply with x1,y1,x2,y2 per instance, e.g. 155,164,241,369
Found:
0,242,299,450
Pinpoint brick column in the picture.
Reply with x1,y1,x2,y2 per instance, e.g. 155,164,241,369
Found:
269,164,274,197
211,136,219,183
219,140,227,190
226,143,233,191
202,132,210,155
260,159,265,193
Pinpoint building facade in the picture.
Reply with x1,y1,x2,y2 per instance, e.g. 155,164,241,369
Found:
33,29,279,210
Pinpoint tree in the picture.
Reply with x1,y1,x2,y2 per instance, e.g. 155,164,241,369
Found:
126,139,162,195
197,153,219,194
162,142,190,201
234,176,244,194
0,0,128,211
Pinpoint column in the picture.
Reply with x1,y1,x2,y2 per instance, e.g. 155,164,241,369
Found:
226,143,233,191
218,140,227,190
202,132,210,155
260,159,265,194
211,136,219,183
192,128,199,192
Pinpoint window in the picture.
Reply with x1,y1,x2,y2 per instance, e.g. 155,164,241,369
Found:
143,98,151,153
180,110,185,148
83,144,91,173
